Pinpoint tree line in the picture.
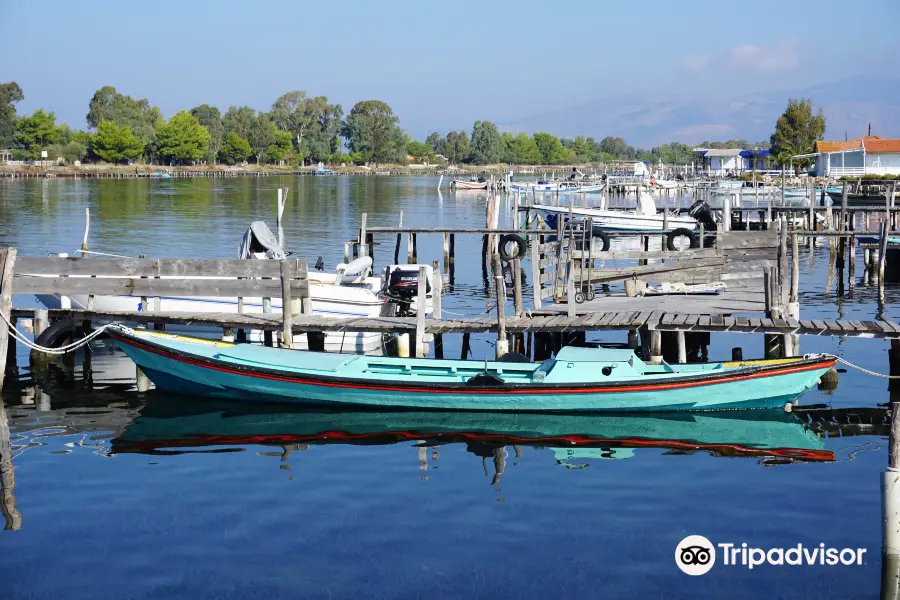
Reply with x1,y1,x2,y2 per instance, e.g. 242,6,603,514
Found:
0,82,824,169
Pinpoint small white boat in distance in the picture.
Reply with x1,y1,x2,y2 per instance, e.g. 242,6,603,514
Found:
450,178,488,190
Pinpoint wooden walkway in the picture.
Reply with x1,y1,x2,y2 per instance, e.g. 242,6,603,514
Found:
11,308,900,339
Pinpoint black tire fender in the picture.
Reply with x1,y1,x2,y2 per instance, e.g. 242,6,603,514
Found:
591,229,611,252
666,228,699,251
498,234,527,262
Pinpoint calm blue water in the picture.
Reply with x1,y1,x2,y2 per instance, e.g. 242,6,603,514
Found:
0,176,896,599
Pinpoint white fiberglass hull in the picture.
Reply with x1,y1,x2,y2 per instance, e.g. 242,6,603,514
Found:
533,204,698,232
34,280,390,353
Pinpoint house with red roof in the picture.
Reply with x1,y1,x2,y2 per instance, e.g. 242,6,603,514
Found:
805,136,900,177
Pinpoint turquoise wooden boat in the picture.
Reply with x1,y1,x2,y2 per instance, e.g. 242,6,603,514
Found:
111,400,832,461
108,325,836,412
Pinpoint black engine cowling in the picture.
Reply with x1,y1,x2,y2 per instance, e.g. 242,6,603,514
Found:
386,267,431,301
687,199,717,231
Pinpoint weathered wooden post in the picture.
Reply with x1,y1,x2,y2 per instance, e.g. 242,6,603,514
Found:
566,236,576,319
279,259,300,349
394,210,403,264
0,249,16,394
443,232,450,279
676,331,687,364
415,266,427,358
780,165,786,207
880,221,889,313
512,257,523,317
531,227,543,310
648,330,662,365
136,300,151,392
359,213,368,258
407,232,415,264
789,232,800,319
432,260,443,359
263,297,273,347
493,254,509,358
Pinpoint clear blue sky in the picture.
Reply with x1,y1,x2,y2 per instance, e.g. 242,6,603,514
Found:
1,0,898,138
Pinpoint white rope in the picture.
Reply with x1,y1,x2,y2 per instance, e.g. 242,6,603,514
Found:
834,356,900,379
1,311,113,355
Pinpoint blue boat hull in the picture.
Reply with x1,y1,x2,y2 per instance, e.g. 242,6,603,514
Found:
112,329,835,413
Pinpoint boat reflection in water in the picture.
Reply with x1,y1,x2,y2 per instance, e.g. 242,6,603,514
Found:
111,396,835,465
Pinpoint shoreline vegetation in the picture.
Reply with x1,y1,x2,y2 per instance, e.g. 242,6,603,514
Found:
0,83,826,175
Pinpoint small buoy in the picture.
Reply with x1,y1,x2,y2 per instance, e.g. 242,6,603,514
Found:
818,367,840,392
783,402,793,413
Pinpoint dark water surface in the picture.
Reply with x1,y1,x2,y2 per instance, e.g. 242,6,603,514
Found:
1,176,897,599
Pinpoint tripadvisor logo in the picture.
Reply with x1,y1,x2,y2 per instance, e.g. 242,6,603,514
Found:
675,535,867,575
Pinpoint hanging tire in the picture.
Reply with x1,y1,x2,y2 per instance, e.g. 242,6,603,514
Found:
666,228,699,251
591,229,611,252
498,234,527,262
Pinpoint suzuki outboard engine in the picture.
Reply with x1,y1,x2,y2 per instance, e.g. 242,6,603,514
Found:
687,199,717,232
383,265,433,316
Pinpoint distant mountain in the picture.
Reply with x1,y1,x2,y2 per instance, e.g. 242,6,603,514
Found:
501,76,900,148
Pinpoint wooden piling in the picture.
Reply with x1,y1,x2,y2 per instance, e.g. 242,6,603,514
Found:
789,232,800,318
432,260,443,359
415,266,426,358
443,232,450,276
263,297,273,347
0,249,16,393
649,330,662,365
407,233,414,264
512,257,523,317
676,331,687,364
136,301,150,392
493,254,509,358
359,213,368,257
531,226,542,309
279,260,297,348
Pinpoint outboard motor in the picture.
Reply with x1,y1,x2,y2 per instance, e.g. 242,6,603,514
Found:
383,265,432,316
687,199,717,232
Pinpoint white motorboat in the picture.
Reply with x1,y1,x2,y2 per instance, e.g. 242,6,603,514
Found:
532,191,699,233
33,222,437,353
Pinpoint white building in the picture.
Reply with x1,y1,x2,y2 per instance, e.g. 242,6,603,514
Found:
693,148,742,175
806,136,900,178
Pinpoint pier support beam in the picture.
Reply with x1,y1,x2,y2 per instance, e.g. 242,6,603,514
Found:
648,330,662,365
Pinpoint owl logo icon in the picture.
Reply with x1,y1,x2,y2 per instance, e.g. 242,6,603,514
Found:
676,535,716,575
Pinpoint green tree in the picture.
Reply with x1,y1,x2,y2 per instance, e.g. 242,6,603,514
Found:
571,135,591,160
190,104,224,163
533,132,571,164
468,120,502,164
425,131,445,155
770,98,826,173
46,141,88,164
222,106,258,139
91,120,144,164
0,82,24,147
340,100,405,164
247,115,275,164
14,109,62,160
407,140,431,160
219,132,252,165
598,136,631,159
86,86,160,153
270,92,344,164
501,132,542,164
153,111,210,164
266,128,294,164
444,131,470,164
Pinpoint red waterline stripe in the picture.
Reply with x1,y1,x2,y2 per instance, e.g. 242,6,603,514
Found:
112,333,835,396
113,432,835,462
